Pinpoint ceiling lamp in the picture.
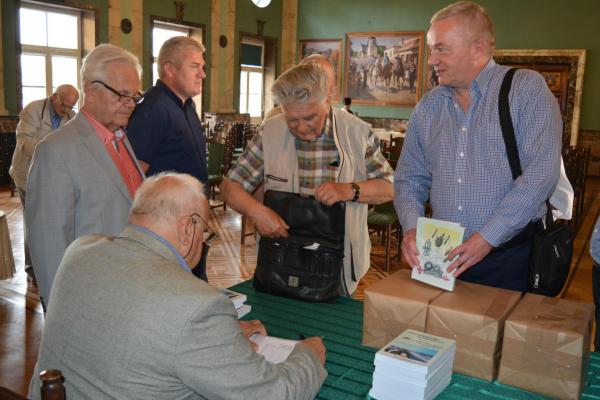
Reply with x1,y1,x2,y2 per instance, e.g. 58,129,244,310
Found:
252,0,272,8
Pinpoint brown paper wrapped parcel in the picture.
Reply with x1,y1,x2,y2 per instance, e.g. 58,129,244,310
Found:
498,293,594,400
426,280,521,381
363,270,444,348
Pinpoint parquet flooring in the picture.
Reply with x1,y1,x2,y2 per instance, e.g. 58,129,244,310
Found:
0,183,598,396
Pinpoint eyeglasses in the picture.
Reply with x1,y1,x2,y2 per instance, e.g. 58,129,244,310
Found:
189,213,217,243
92,80,144,105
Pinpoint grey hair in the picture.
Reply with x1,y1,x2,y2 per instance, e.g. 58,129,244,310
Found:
129,172,206,224
80,44,142,88
431,1,495,54
271,63,329,106
157,36,205,78
54,84,78,98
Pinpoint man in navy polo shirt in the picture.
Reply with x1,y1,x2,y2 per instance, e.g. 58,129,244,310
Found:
128,36,207,185
128,36,209,280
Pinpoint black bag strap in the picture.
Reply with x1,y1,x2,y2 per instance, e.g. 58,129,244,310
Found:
499,68,521,179
498,68,553,226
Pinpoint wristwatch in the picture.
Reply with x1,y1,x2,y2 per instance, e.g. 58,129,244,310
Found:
350,182,360,202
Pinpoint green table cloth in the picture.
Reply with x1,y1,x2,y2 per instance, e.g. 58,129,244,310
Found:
232,280,600,399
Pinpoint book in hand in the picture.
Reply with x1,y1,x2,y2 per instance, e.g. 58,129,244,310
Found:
370,329,455,400
236,304,251,319
411,217,465,291
249,334,298,364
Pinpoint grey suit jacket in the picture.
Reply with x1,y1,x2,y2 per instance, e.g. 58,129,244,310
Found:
9,97,75,190
29,227,327,399
25,112,143,304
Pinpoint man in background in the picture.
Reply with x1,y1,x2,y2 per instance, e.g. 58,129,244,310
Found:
127,36,209,280
10,84,78,277
343,97,355,115
127,36,207,186
30,173,327,399
26,44,144,307
395,1,561,291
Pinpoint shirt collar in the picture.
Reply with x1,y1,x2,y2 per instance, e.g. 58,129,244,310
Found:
155,79,193,109
129,224,191,273
471,58,497,98
81,109,117,145
48,97,59,120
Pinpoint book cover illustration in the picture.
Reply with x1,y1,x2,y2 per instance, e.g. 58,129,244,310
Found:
377,329,455,368
412,217,465,291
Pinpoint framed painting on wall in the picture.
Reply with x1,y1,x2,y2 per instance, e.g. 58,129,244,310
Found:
299,39,343,102
344,31,424,107
493,49,586,146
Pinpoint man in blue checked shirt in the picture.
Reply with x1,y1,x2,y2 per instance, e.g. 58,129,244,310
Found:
394,1,562,292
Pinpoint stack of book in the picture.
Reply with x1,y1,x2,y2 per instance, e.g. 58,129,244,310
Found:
220,288,251,318
370,329,456,400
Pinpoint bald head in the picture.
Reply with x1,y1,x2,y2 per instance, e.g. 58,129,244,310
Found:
129,172,209,268
129,172,207,227
51,84,79,117
300,54,336,98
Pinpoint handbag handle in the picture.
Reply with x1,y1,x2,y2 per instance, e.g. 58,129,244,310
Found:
498,68,553,228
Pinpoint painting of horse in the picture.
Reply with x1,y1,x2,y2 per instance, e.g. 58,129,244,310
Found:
344,31,424,107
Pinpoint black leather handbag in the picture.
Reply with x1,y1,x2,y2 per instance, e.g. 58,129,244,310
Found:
253,190,346,302
499,68,573,296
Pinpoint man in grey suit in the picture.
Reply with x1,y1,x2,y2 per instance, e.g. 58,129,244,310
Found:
29,173,327,399
10,84,78,275
26,44,145,308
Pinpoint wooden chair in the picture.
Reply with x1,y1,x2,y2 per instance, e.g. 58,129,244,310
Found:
207,141,226,211
367,201,401,272
0,370,65,400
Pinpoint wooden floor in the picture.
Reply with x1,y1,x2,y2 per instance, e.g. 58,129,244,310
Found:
1,182,598,396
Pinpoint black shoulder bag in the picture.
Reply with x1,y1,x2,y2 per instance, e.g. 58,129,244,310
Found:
253,190,346,302
499,68,573,297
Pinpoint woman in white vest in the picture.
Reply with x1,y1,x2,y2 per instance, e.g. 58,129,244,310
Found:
222,63,394,295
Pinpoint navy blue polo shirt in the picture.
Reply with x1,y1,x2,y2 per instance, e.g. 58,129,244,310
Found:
127,80,208,184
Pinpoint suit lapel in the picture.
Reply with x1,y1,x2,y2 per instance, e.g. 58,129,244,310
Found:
75,114,133,202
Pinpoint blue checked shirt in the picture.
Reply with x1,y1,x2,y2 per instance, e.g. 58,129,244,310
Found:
394,59,562,247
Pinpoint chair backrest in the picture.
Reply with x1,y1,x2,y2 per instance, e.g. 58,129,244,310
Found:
207,142,225,176
39,369,65,400
243,124,258,149
387,137,404,161
562,144,590,190
373,200,396,215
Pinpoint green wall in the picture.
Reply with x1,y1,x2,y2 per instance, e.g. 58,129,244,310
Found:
298,0,600,131
234,0,282,112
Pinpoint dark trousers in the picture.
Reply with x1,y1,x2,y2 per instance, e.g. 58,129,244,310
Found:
593,262,600,352
458,238,532,292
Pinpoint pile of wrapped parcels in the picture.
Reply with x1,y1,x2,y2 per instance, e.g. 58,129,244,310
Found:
363,270,594,400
